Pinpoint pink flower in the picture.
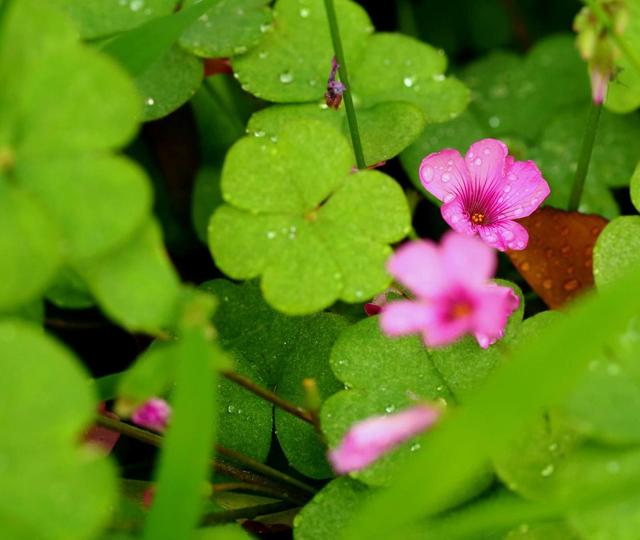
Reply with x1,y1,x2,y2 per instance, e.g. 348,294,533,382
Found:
419,138,550,251
590,66,609,105
380,232,519,348
131,398,171,432
328,404,440,474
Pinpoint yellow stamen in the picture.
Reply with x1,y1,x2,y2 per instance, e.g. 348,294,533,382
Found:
471,212,485,225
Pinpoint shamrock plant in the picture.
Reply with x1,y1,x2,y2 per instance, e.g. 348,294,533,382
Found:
2,0,640,539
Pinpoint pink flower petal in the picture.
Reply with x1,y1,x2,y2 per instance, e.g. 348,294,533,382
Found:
419,149,469,201
328,404,440,474
464,138,509,186
386,240,447,298
472,285,520,348
380,300,434,336
421,309,471,348
440,198,475,236
440,231,496,287
477,220,529,251
132,398,171,432
496,160,550,221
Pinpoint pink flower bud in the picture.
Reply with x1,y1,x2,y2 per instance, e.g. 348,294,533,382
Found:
131,398,171,432
328,404,440,474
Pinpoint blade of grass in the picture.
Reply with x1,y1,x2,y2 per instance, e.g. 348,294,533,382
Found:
341,261,640,539
142,328,216,540
101,0,216,75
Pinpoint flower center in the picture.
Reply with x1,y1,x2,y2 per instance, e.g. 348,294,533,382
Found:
451,301,472,319
471,212,485,225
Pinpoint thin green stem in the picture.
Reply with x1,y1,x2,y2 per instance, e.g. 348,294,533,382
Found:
222,371,315,424
568,102,602,212
323,0,366,169
585,0,640,77
95,415,310,505
200,501,297,526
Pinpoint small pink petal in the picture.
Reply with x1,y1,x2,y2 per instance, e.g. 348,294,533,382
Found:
440,231,496,287
386,240,447,298
328,404,440,474
464,138,509,185
364,303,382,316
132,398,171,432
590,67,609,105
472,285,520,348
380,300,434,336
477,220,529,252
419,149,469,201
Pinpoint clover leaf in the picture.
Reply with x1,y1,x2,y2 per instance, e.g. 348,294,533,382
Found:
203,279,348,477
0,320,116,540
0,0,159,314
594,217,640,289
232,0,372,102
209,120,410,314
179,0,272,58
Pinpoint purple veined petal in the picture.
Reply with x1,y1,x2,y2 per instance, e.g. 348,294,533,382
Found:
380,300,434,336
440,198,475,236
328,404,441,474
495,159,551,221
440,230,497,287
477,220,529,251
471,285,520,348
464,138,509,188
419,149,470,201
386,240,448,298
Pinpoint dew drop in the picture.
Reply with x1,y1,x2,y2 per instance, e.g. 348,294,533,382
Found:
504,185,511,193
233,45,248,55
403,76,415,88
422,166,434,182
542,278,553,290
130,0,144,12
299,7,310,17
503,230,514,241
513,206,523,216
266,230,276,239
444,193,455,203
442,173,450,182
279,71,294,84
385,405,395,413
474,158,482,166
260,23,272,32
145,97,155,106
563,278,580,291
410,443,421,452
540,464,554,477
548,442,559,452
258,51,268,59
488,116,501,128
227,405,235,414
561,245,572,256
432,73,445,82
520,262,530,272
254,130,266,137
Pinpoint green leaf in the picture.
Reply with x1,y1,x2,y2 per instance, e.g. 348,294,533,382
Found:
350,33,470,123
593,216,640,288
248,101,427,166
340,244,640,539
46,268,94,309
118,341,176,404
232,0,372,102
630,161,640,213
606,0,640,113
274,313,347,478
143,329,217,540
203,279,348,475
461,35,590,141
322,316,454,486
217,362,272,463
100,0,216,76
0,320,116,540
294,477,372,540
179,0,272,58
196,524,254,540
77,221,182,332
52,0,177,40
209,120,410,314
19,156,151,261
0,185,62,310
562,317,640,444
138,45,203,121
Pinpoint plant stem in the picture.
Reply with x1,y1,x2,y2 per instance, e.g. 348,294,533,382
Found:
200,501,297,526
222,371,315,424
95,415,310,505
568,102,602,212
323,0,366,170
